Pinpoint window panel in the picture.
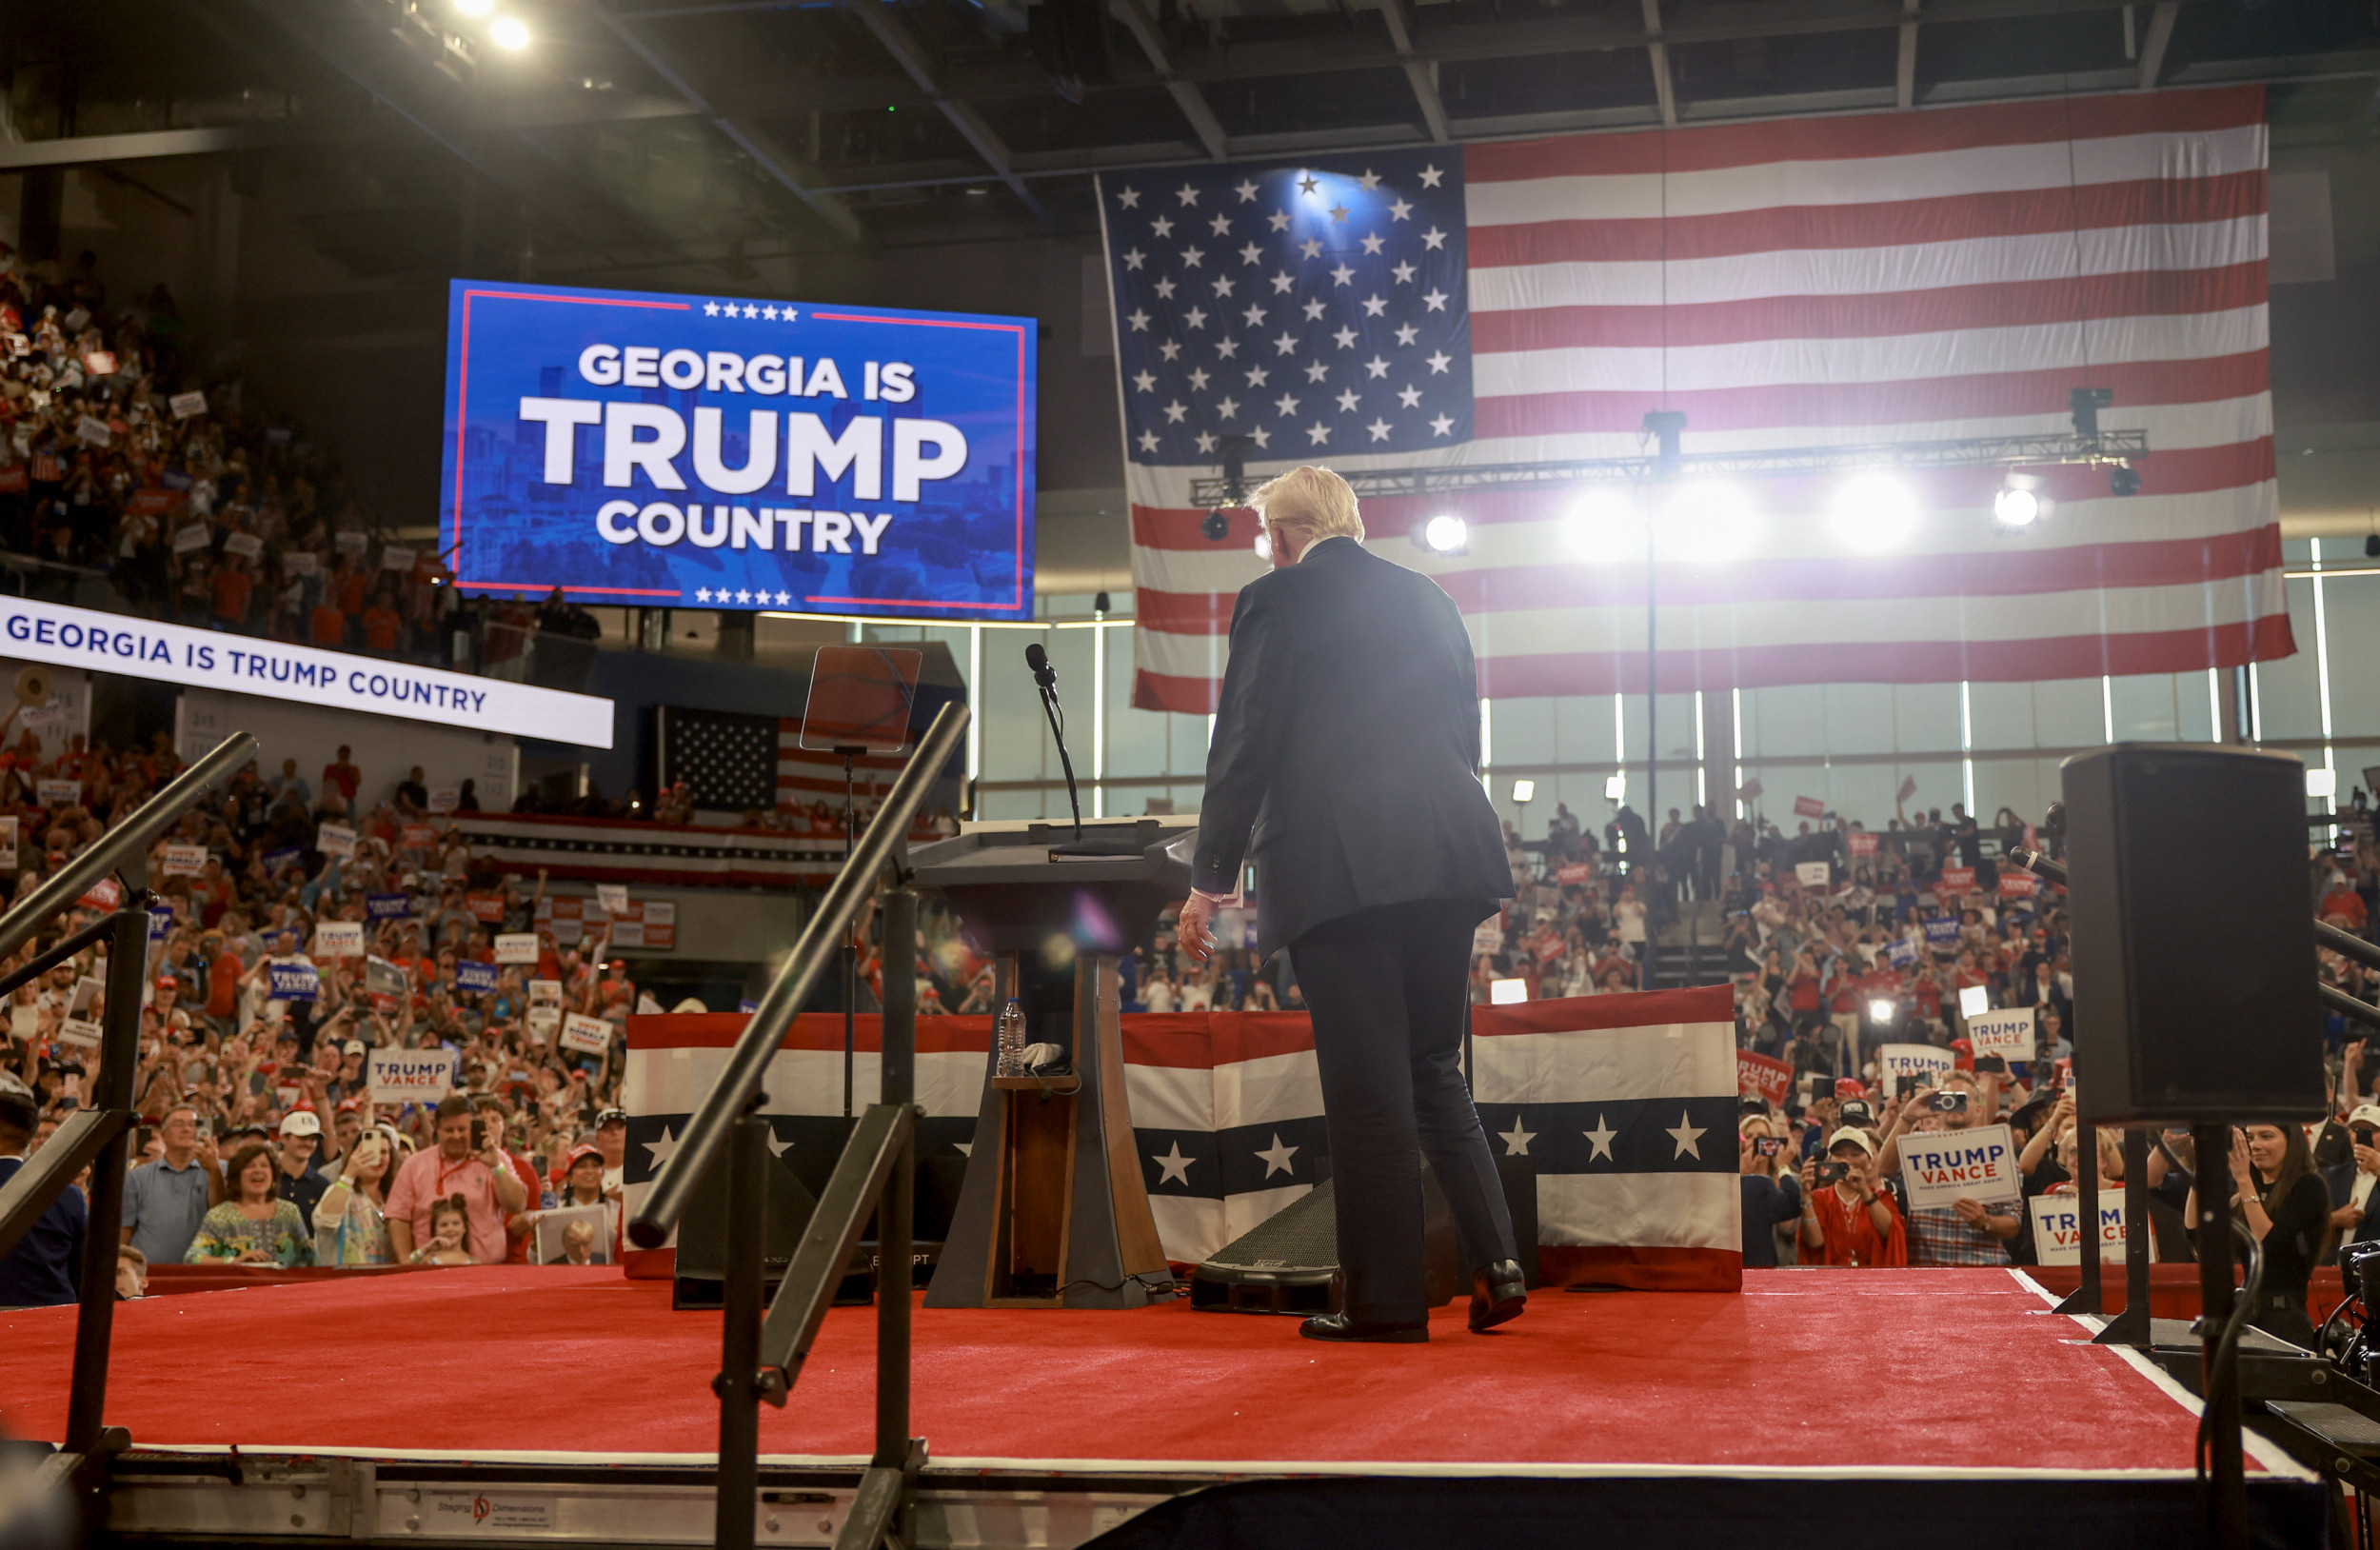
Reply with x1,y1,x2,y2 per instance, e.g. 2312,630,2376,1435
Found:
2255,577,2325,745
2032,677,2106,748
1892,683,1963,757
1966,681,2036,753
1493,696,1558,767
1746,686,1827,759
1102,626,1169,780
1554,695,1619,766
1824,684,1896,757
2108,673,2181,742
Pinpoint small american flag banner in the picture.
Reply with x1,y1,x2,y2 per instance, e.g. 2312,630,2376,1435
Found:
1101,87,2288,712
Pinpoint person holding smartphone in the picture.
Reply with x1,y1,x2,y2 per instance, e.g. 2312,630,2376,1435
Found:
1739,1115,1801,1267
1878,1069,2018,1264
2186,1123,2331,1346
382,1094,526,1264
1797,1127,1905,1267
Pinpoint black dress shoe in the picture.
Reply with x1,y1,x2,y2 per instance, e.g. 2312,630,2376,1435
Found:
1299,1312,1428,1343
1469,1260,1527,1332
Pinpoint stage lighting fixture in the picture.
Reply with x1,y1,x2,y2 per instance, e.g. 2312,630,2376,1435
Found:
489,12,530,48
1566,487,1642,564
1421,514,1468,554
1200,507,1231,542
1868,997,1897,1023
1662,481,1759,562
1512,779,1537,804
1604,773,1627,801
1992,483,2042,529
1828,471,1917,552
1490,978,1529,1005
2108,464,2141,496
2309,767,2338,799
2367,533,2380,560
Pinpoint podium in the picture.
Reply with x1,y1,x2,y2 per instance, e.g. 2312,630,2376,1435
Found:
915,817,1194,1309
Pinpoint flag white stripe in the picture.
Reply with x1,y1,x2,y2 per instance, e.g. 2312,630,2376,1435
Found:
1125,1063,1216,1133
1473,1021,1737,1104
1463,125,2266,226
1469,218,2266,312
1214,1049,1328,1128
1536,1173,1738,1253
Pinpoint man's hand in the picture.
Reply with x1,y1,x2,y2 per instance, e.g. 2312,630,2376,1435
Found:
2355,1143,2380,1179
1177,893,1220,969
1952,1197,1989,1225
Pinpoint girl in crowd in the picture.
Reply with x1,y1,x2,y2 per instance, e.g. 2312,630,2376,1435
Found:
313,1128,396,1264
411,1195,478,1266
187,1142,315,1266
2187,1123,2330,1346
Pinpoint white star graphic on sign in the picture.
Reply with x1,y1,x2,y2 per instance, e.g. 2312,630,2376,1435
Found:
1186,368,1211,390
1242,303,1269,327
1235,179,1259,203
1423,288,1450,312
735,589,752,605
1216,395,1240,420
1137,430,1160,451
1244,365,1270,388
1195,430,1217,453
696,587,714,603
1274,392,1300,417
1117,186,1140,209
1302,360,1329,383
1421,226,1448,249
1256,1133,1299,1179
1364,355,1389,379
1132,370,1157,392
955,1141,973,1158
1668,1111,1707,1160
762,305,780,321
1331,326,1359,350
1153,278,1177,300
644,1124,683,1170
1306,422,1331,445
1498,1118,1537,1157
1397,384,1422,407
1126,308,1151,332
766,1127,795,1159
1215,336,1240,359
1299,237,1323,259
1208,212,1232,236
1270,271,1295,295
1162,399,1188,423
1583,1115,1617,1162
1328,263,1356,287
1360,294,1387,318
1211,276,1235,298
1335,388,1360,412
1418,164,1444,188
1180,245,1205,268
1272,331,1300,355
704,302,722,316
1327,202,1350,223
1153,1142,1195,1185
1177,182,1200,206
1395,323,1419,346
1359,169,1382,189
1159,340,1181,360
1425,349,1453,373
744,304,760,318
775,590,791,605
1250,426,1272,448
1239,241,1263,266
1152,215,1174,237
1299,298,1326,322
1429,413,1455,436
1359,231,1385,255
1391,261,1417,285
1122,248,1146,270
1389,197,1414,222
1268,209,1291,231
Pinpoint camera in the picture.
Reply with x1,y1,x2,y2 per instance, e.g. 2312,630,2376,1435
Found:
1817,1161,1851,1184
1927,1091,1970,1115
1754,1137,1782,1158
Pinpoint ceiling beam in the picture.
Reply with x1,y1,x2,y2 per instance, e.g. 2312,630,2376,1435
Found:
1642,0,1678,127
592,0,863,242
0,123,315,171
1108,0,1230,160
1896,0,1920,109
1375,0,1452,145
839,0,1050,221
2137,2,2179,89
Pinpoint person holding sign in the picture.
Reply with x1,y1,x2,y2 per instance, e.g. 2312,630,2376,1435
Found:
2185,1123,2330,1347
1798,1128,1905,1267
1877,1069,2018,1264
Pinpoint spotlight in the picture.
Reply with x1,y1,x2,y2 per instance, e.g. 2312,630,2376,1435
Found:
1828,471,1917,553
2108,463,2141,496
1661,481,1760,562
1604,773,1627,801
1868,997,1897,1023
1566,487,1643,564
1993,482,2042,529
1511,779,1536,804
1489,978,1529,1005
1421,514,1468,554
489,13,530,48
1200,508,1231,542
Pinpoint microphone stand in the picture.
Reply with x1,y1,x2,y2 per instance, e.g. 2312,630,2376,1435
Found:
1032,675,1083,845
1033,659,1145,859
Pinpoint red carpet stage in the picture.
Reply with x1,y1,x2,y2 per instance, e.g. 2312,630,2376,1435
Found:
0,1266,2326,1547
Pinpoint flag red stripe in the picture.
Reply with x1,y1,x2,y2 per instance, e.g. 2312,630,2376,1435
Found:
1536,1244,1742,1293
1476,350,2269,438
1473,613,2296,696
1465,86,2263,182
1475,984,1734,1036
1135,666,1223,714
1469,173,2262,268
1475,262,2268,353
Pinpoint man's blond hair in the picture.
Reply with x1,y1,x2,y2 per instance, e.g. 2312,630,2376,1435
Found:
1247,466,1364,547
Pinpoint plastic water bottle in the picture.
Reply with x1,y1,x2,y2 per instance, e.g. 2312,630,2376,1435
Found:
997,998,1026,1078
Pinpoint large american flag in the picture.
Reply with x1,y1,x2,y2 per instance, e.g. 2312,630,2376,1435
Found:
1101,86,2290,712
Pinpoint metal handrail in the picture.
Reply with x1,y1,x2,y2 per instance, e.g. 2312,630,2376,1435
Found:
627,701,967,1250
0,731,259,964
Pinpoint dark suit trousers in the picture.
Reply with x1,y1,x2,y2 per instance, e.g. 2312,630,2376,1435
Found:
1290,898,1517,1324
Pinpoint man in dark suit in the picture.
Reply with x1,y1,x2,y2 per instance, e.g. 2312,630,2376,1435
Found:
1178,466,1524,1343
0,1088,86,1308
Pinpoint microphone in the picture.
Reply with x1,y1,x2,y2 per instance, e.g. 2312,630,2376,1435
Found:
1024,643,1083,841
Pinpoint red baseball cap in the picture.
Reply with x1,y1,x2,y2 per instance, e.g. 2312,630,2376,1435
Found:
1834,1079,1867,1101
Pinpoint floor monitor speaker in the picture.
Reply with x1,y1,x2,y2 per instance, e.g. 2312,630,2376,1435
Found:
2062,744,2323,1123
1188,1162,1464,1315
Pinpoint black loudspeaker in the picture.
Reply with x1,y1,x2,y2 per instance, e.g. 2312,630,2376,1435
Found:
671,1144,817,1309
1188,1163,1463,1315
2063,744,2323,1123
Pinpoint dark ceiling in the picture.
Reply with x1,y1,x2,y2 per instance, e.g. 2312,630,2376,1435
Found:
4,0,2377,279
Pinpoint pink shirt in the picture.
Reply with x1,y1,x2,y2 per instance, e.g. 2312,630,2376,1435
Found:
385,1146,511,1263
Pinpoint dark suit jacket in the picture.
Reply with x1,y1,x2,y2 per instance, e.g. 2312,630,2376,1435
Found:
1193,535,1511,957
0,1155,85,1308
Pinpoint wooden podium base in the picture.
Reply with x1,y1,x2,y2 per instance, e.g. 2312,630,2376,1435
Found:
924,951,1176,1309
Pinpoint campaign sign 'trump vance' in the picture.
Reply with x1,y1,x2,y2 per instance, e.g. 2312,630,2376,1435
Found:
440,279,1036,619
